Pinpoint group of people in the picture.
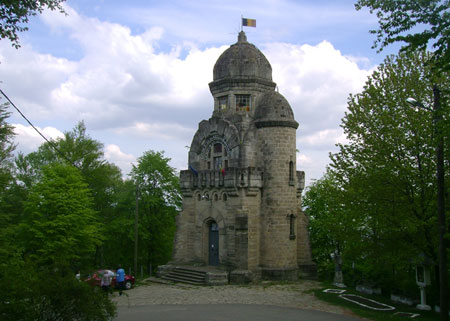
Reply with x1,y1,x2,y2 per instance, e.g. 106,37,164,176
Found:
101,264,126,296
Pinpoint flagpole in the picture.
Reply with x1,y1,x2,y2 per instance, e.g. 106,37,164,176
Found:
241,15,243,32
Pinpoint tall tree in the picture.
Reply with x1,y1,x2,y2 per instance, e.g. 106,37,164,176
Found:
355,0,450,73
130,150,181,272
303,169,362,282
355,2,449,315
0,102,15,193
0,0,66,48
15,121,124,267
20,163,102,267
1,163,116,321
330,50,449,293
0,102,18,268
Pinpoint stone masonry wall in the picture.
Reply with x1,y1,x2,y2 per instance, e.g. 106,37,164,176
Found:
258,126,298,270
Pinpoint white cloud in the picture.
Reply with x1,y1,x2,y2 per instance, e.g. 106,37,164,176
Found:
298,129,348,149
104,144,135,176
263,41,372,185
12,124,64,154
1,3,375,187
114,122,193,141
264,41,371,132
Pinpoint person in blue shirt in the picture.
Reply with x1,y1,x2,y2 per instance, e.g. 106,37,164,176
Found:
116,264,125,296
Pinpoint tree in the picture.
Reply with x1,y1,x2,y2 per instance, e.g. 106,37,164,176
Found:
0,102,20,273
100,179,136,270
20,163,102,267
130,150,181,273
0,102,15,193
355,0,450,73
15,121,124,267
1,262,116,321
329,50,449,296
1,163,116,321
0,0,66,48
303,169,362,283
355,2,449,316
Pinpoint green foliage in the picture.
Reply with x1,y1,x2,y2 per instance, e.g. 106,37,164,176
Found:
1,261,116,321
1,150,116,320
131,150,181,269
132,150,182,208
20,163,102,267
14,121,124,268
0,0,66,48
100,179,136,268
304,170,362,282
15,121,122,194
0,102,15,192
308,50,449,296
0,102,21,281
355,0,450,73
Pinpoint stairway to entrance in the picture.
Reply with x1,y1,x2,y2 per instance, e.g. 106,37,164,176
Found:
160,267,207,285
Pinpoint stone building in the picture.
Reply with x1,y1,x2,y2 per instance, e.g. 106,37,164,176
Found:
167,31,315,282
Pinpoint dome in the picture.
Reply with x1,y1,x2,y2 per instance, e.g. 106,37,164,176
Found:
213,31,272,81
254,91,299,129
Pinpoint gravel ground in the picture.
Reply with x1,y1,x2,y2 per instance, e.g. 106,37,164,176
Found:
112,278,356,317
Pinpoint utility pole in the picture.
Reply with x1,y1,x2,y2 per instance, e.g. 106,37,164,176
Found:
433,85,447,321
134,183,139,277
407,85,447,320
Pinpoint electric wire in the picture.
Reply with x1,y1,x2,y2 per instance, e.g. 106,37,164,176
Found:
0,88,80,169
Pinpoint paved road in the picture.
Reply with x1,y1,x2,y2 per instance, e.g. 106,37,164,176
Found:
115,304,363,321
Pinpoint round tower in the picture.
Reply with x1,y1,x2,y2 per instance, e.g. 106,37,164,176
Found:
254,91,300,280
209,31,275,119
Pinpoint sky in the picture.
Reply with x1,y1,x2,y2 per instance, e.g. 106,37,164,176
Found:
0,0,400,188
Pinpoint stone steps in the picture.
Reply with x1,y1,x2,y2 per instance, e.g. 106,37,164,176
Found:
161,267,207,285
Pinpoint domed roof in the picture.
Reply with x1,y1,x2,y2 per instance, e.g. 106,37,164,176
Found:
213,31,272,81
254,91,298,129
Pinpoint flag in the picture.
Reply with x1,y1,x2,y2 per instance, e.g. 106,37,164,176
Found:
242,18,256,27
189,165,198,176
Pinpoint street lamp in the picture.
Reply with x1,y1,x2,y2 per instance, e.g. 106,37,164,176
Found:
407,84,447,321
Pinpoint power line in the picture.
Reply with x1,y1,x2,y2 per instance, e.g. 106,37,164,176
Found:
0,88,80,169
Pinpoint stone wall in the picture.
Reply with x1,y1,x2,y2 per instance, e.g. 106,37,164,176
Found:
258,126,298,275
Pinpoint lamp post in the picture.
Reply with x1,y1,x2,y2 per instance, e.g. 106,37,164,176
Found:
407,84,447,321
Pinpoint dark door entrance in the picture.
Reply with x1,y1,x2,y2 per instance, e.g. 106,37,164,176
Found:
208,222,219,266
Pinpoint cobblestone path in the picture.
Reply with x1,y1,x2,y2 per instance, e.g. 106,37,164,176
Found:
113,279,356,317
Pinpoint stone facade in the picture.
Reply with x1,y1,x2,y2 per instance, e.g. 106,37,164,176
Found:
170,31,315,282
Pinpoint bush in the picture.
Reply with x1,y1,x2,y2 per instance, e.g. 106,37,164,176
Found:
1,262,116,321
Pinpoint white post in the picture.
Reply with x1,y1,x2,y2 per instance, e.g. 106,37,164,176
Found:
417,285,431,310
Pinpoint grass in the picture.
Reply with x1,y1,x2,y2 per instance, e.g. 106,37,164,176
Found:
313,285,440,321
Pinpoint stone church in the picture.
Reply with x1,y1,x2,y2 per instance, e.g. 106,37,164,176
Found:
162,31,315,283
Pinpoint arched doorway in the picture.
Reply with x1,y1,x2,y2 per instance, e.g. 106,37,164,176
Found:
208,221,219,266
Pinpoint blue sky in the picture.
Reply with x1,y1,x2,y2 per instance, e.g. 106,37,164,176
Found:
0,0,400,187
